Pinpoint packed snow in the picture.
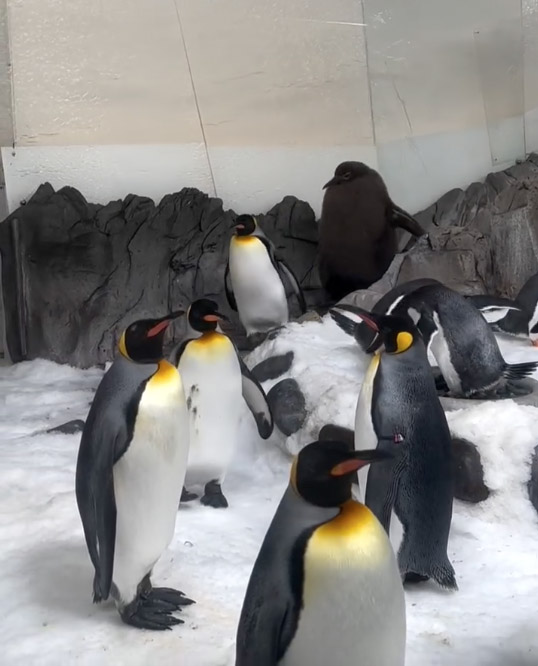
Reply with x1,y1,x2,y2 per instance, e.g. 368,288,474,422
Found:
2,316,538,665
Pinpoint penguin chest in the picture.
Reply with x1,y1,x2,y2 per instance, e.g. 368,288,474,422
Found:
354,354,380,502
112,362,189,600
281,502,405,666
179,334,243,484
229,237,288,332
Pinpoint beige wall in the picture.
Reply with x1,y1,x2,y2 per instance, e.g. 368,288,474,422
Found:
1,0,538,217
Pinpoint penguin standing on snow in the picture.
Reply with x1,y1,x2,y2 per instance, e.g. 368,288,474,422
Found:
225,214,306,339
386,283,538,398
235,439,406,666
331,304,457,589
319,161,426,301
76,310,194,630
175,298,273,508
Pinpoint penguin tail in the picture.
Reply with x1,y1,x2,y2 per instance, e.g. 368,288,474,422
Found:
503,361,538,381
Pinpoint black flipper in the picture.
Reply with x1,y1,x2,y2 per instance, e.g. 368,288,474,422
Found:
257,235,306,314
276,258,307,314
238,355,274,439
76,413,131,603
390,202,426,237
224,262,238,312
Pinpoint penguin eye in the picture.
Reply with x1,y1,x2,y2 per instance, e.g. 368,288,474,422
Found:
342,172,352,180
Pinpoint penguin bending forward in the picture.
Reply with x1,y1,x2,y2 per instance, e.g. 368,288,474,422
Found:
76,311,194,630
331,304,457,589
235,439,406,666
225,214,306,338
175,299,273,508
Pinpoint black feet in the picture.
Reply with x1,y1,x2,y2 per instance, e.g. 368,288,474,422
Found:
404,572,430,585
120,578,195,631
180,486,198,503
200,480,229,508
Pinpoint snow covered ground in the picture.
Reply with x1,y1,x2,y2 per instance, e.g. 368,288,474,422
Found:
2,316,538,665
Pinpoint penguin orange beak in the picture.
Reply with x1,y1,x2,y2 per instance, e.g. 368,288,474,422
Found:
333,304,380,332
203,312,229,323
147,310,186,337
330,448,393,477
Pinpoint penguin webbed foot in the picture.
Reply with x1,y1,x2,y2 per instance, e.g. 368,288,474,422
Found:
120,596,185,631
200,480,229,508
180,486,199,504
148,587,196,608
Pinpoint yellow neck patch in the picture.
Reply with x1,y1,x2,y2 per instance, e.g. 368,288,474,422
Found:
394,331,413,354
148,359,180,387
185,331,233,359
118,331,128,359
231,234,259,246
306,500,389,569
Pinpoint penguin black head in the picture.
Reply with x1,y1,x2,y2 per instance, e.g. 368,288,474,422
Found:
331,304,418,355
292,440,392,508
119,311,185,363
323,161,372,189
234,214,257,237
188,298,229,332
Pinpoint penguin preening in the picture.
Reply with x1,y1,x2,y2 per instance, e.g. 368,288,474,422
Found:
75,310,194,630
387,283,538,398
331,304,457,590
352,279,538,398
467,271,538,346
235,439,406,666
225,214,306,339
319,161,426,302
175,298,273,509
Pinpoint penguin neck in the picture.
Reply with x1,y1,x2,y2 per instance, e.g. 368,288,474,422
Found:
196,330,224,344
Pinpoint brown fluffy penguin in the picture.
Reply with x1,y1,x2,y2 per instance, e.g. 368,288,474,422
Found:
319,161,426,301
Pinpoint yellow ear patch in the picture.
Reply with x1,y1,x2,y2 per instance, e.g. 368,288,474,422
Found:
118,331,128,359
395,331,413,354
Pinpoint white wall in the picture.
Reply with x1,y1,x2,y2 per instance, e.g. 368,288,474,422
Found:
1,0,537,217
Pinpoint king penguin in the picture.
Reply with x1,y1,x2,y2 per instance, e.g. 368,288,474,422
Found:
235,439,406,666
75,310,194,630
175,298,273,508
225,214,306,339
331,304,457,589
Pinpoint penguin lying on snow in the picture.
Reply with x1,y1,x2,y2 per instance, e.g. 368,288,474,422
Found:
331,304,457,590
466,271,538,346
236,439,406,666
225,214,306,338
175,298,273,509
76,311,194,630
355,280,538,399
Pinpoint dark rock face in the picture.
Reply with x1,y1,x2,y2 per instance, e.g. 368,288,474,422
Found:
266,378,307,436
45,419,86,435
451,437,490,503
0,185,321,367
345,153,538,304
251,351,294,383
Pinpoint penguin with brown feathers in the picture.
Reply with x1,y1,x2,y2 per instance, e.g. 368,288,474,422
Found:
319,161,426,301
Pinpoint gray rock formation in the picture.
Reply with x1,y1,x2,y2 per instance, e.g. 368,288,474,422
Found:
266,378,307,436
0,185,321,367
451,437,490,503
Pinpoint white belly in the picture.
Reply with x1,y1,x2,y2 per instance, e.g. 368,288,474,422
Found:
280,510,406,666
180,345,243,486
112,369,189,606
429,315,461,393
229,237,288,335
354,355,380,502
